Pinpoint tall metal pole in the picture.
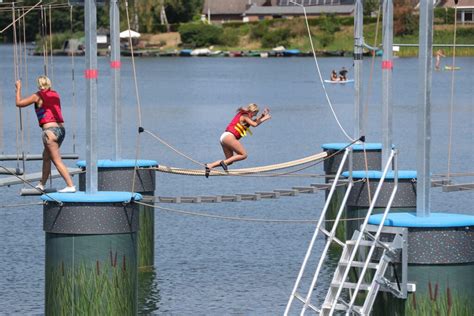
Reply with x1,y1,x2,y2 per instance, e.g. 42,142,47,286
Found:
353,0,364,139
110,0,121,160
381,0,393,168
417,0,433,217
85,0,98,193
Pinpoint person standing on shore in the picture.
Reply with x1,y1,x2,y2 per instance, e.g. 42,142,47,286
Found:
435,49,446,71
205,103,271,177
15,76,76,193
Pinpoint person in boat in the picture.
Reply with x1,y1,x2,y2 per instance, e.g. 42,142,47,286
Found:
15,76,76,193
330,70,340,81
339,67,348,81
205,103,271,178
435,49,445,71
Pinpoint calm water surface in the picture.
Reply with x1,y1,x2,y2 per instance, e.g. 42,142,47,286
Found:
0,44,473,314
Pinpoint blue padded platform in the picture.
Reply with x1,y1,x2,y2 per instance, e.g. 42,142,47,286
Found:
41,191,143,203
322,143,383,151
342,170,417,179
77,159,158,168
369,212,474,228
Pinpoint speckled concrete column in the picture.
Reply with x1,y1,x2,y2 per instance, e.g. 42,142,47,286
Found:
42,192,142,315
77,160,157,270
344,170,417,240
369,212,474,315
322,143,382,243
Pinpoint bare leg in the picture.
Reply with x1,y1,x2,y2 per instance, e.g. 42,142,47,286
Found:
221,136,247,166
43,130,74,187
40,147,51,185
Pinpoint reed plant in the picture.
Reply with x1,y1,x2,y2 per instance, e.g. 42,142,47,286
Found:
46,256,136,315
138,205,155,270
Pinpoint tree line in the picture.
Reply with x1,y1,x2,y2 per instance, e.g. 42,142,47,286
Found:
0,0,203,42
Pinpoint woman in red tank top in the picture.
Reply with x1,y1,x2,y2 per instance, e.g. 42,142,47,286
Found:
15,76,76,193
205,103,271,178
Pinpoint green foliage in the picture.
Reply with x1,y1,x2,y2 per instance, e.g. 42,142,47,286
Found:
363,0,380,17
249,23,268,40
179,23,223,48
318,34,335,48
220,27,240,47
164,0,204,24
261,28,291,48
434,8,456,24
394,0,418,36
319,14,341,33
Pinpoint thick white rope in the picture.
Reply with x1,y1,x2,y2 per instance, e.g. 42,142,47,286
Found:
154,151,328,176
293,2,354,142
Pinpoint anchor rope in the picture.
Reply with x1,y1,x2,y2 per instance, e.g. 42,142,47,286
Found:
295,2,354,142
136,200,368,224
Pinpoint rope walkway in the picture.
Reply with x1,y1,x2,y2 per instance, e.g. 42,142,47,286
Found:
153,151,328,177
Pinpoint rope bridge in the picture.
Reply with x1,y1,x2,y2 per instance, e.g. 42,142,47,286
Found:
152,151,328,176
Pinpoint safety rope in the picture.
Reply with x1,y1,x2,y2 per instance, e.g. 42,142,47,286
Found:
136,200,368,224
134,201,364,224
294,2,354,142
69,5,78,154
48,4,54,83
124,0,143,194
0,202,44,209
21,8,31,158
0,1,42,34
446,4,459,183
0,165,63,204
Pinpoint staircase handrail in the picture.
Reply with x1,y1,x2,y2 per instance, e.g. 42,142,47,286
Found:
284,147,352,316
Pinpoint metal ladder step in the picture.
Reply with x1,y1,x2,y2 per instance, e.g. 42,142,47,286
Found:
339,260,378,269
331,281,371,291
322,303,363,313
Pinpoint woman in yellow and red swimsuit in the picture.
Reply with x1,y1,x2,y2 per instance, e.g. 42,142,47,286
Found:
205,103,271,177
15,75,76,193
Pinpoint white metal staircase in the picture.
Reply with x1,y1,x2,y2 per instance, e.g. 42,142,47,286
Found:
285,149,407,315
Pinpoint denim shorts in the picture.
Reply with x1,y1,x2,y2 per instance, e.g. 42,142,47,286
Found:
42,126,66,146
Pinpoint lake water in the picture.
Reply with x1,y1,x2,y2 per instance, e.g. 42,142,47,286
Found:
0,44,473,315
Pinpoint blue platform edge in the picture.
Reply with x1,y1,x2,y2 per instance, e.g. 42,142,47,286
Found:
342,170,417,179
322,143,383,151
369,212,474,228
41,191,143,203
77,159,158,168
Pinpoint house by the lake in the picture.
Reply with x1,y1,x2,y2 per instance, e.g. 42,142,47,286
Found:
202,0,355,24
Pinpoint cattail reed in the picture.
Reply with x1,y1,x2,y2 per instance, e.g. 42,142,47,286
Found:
434,283,438,301
429,281,433,301
96,260,100,275
122,255,126,272
412,292,417,310
61,261,64,277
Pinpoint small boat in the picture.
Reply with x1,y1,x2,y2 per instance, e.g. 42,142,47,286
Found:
229,51,243,57
191,48,211,56
324,79,355,84
283,49,300,57
444,65,461,71
179,49,192,56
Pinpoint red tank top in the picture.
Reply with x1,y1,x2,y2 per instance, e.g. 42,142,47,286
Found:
225,110,250,140
35,89,64,126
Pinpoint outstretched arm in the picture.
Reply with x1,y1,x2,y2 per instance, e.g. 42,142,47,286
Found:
243,108,271,127
15,80,40,108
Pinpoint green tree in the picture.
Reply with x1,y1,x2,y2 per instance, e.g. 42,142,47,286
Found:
394,0,417,36
164,0,203,24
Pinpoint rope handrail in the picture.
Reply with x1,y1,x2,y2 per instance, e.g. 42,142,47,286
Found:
136,200,368,224
153,151,328,176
